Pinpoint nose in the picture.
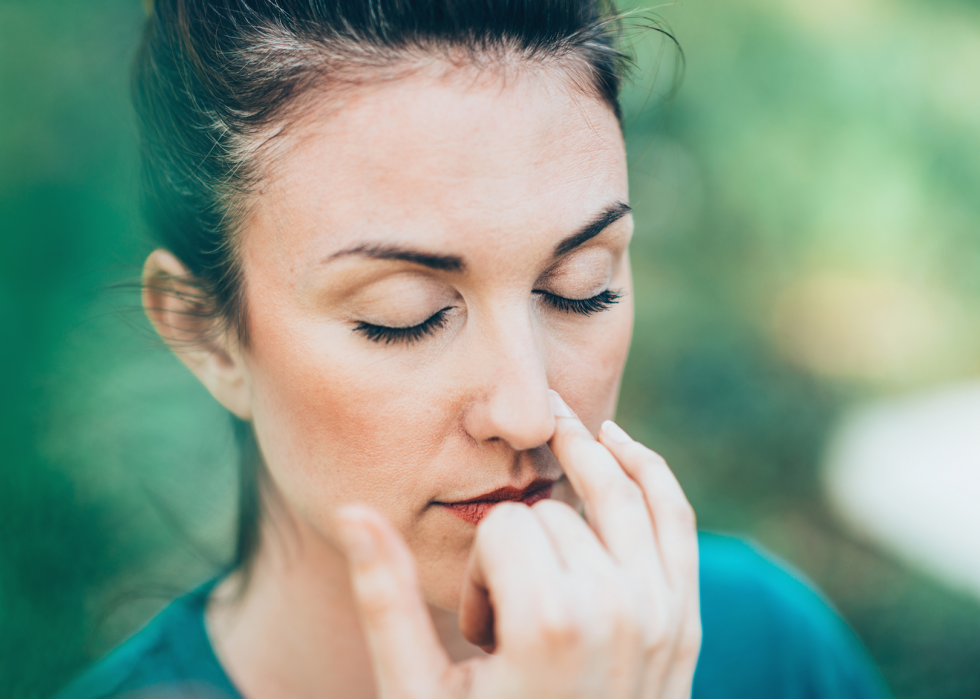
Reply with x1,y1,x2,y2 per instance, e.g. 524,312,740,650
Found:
462,311,555,451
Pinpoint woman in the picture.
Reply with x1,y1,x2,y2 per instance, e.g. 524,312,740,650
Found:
60,1,890,697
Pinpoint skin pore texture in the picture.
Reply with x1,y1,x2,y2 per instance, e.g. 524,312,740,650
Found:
146,61,647,698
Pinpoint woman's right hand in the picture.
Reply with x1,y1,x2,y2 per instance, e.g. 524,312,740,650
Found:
336,391,701,698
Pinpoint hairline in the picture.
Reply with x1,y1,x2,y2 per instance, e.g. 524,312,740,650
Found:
215,46,624,344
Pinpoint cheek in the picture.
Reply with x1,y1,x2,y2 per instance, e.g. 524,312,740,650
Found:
243,292,633,506
238,281,633,611
242,312,455,534
243,314,479,609
550,293,634,431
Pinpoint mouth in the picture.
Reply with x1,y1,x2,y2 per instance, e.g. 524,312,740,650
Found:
435,478,556,525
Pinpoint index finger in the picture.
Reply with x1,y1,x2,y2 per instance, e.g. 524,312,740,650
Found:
336,505,452,698
547,390,660,571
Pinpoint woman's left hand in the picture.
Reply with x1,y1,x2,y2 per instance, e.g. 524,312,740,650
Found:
457,391,702,697
337,390,701,698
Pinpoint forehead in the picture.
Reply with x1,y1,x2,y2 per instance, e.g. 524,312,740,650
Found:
248,64,627,267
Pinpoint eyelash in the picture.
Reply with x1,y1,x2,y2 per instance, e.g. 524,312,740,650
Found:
354,289,623,345
354,307,451,345
534,288,624,316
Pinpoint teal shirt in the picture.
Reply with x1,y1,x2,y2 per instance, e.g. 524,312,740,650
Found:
58,534,891,699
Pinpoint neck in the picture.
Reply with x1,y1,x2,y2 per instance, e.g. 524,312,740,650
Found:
205,511,482,699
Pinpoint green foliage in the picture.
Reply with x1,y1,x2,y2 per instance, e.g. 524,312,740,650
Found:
1,0,979,697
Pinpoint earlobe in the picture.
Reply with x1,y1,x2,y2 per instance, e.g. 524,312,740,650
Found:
142,249,253,420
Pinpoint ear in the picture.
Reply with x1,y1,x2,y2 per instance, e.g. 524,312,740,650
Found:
142,249,253,420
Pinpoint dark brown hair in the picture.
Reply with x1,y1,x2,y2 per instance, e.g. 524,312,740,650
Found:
133,0,650,577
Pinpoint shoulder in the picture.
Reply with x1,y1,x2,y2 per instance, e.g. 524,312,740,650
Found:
55,609,180,699
55,582,239,699
694,532,891,699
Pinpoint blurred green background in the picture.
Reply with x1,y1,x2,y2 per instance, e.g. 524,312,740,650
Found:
2,0,980,697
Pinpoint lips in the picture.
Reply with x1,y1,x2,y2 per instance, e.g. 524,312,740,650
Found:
437,479,555,525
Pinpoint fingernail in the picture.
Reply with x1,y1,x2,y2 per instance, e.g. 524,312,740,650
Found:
337,515,376,563
601,420,632,443
549,389,576,418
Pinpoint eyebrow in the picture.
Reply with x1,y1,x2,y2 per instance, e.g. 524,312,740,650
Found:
324,200,631,272
553,201,632,257
326,244,465,272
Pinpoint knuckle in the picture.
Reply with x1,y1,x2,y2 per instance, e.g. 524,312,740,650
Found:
679,619,704,660
599,582,643,643
533,602,583,650
627,440,663,464
642,446,669,467
639,601,674,656
641,624,671,659
610,607,643,647
584,470,615,501
630,457,665,491
540,618,582,649
622,442,667,472
356,573,403,619
633,451,669,483
592,472,645,507
669,499,697,530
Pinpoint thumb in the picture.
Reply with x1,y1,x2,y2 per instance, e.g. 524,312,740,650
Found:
336,504,453,699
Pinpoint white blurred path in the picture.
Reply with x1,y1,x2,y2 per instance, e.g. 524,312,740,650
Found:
824,381,980,599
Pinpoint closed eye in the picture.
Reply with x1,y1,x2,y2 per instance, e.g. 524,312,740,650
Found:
354,307,451,345
354,289,621,346
535,288,624,316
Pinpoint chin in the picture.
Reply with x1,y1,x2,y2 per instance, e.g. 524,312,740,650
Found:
417,550,471,611
409,519,477,611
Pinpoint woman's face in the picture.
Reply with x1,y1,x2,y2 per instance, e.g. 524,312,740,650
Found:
238,65,633,609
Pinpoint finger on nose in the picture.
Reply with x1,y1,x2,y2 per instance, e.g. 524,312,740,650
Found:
546,391,660,568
